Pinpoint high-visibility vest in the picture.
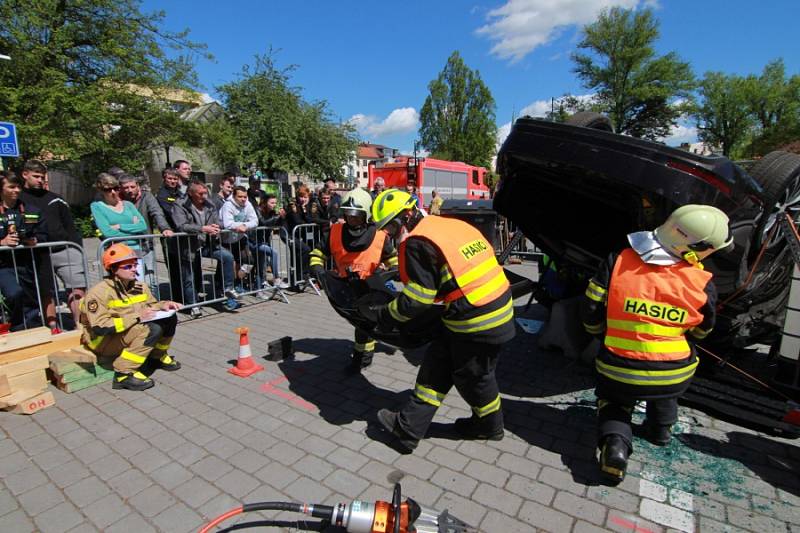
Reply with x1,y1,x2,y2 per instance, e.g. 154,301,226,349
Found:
329,223,387,280
399,216,509,307
604,248,711,361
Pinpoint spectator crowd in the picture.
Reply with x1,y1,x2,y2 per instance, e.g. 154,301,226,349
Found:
0,158,362,328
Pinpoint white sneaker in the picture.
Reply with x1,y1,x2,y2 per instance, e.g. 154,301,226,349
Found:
189,307,202,319
224,288,240,299
256,290,271,300
274,279,290,289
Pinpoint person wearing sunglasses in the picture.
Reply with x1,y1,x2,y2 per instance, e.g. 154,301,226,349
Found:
90,173,148,281
79,243,182,391
580,204,733,484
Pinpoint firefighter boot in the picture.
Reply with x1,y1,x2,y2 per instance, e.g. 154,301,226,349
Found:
454,414,504,441
112,371,154,391
156,354,181,372
376,409,418,453
346,350,374,374
646,423,672,446
599,435,629,484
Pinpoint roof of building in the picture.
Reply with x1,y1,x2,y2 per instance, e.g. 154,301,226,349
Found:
181,102,224,123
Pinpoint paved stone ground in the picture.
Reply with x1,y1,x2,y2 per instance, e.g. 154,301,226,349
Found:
2,258,800,532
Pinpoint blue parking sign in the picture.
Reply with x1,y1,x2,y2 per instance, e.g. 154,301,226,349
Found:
0,122,20,157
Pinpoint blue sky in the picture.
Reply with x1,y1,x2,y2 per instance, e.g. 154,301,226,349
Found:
144,0,799,154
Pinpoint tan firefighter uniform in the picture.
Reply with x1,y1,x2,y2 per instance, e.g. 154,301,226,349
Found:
80,278,177,374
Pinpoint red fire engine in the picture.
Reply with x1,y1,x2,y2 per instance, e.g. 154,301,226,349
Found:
368,156,490,207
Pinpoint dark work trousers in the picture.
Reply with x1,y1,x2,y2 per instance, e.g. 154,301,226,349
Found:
353,328,375,366
0,265,35,328
397,334,503,440
162,236,192,304
143,314,178,345
596,395,679,451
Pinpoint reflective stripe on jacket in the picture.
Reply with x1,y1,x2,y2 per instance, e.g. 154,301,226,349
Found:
399,216,509,307
80,278,158,349
604,248,711,362
329,223,387,280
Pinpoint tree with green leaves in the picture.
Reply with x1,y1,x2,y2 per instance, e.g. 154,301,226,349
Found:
544,94,601,123
0,0,208,177
206,53,356,180
419,51,496,169
743,59,800,155
694,72,753,157
572,7,695,140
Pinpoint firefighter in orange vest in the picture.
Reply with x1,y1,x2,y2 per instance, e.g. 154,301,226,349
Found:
368,189,515,452
81,243,182,391
309,188,398,373
581,204,732,483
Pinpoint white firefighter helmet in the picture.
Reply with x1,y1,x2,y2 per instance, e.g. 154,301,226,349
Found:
654,204,733,261
340,188,373,221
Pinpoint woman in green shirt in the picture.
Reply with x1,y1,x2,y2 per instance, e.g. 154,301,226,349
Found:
91,173,148,281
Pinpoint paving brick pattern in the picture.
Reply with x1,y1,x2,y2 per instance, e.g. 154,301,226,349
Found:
1,258,799,532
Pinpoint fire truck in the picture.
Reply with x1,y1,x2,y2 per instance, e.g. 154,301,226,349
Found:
368,156,490,207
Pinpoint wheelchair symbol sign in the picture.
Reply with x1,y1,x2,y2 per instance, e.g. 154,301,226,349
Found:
0,122,20,157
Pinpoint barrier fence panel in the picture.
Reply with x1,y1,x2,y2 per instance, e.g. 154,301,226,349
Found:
223,226,291,304
288,223,323,295
0,241,90,332
499,218,542,261
96,226,293,314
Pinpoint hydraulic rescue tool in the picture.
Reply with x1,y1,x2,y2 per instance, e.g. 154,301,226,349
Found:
199,483,477,532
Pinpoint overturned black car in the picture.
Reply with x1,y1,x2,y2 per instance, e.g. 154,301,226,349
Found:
493,113,800,431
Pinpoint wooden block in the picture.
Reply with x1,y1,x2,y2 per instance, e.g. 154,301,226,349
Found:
0,375,9,397
52,365,114,384
50,359,102,376
6,370,47,395
58,373,113,393
0,388,43,408
0,327,52,353
5,391,55,414
49,346,97,365
0,329,83,365
0,355,50,378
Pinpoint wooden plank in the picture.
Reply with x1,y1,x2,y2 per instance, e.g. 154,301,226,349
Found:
58,373,113,393
0,330,83,365
0,327,50,342
0,355,50,378
50,360,100,376
4,391,55,414
6,370,47,395
0,388,43,408
0,327,52,353
52,365,114,384
0,375,9,397
48,346,97,365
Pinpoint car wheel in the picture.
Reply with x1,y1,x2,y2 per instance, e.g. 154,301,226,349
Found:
749,150,800,250
564,111,614,133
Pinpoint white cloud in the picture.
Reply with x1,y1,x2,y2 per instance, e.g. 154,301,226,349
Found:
349,107,419,138
476,0,645,63
401,147,430,157
661,123,697,146
497,93,598,146
496,122,513,148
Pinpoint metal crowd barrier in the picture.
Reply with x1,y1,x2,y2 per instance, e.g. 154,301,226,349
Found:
96,226,294,313
498,218,542,261
0,241,90,332
287,223,323,295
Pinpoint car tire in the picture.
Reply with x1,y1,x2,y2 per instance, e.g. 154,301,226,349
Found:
565,111,614,133
728,150,800,347
749,150,800,250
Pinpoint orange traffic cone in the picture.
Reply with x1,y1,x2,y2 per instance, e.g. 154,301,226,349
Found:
228,327,264,377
